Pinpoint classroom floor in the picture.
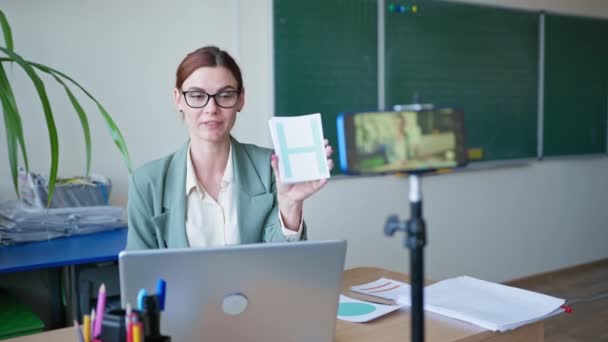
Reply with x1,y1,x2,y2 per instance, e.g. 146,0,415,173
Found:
507,259,608,342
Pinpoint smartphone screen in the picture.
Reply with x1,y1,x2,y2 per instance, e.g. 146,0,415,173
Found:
337,108,467,174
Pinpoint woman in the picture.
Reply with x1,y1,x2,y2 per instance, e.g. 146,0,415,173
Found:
126,46,333,249
385,114,410,165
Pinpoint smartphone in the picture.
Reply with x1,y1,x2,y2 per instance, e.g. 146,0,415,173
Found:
337,108,467,174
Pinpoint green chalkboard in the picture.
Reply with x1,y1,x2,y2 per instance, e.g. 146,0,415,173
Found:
274,0,378,174
386,1,539,161
544,14,608,156
275,0,540,171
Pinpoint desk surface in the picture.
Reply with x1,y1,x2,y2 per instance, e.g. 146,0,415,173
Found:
0,228,127,274
336,267,544,342
6,266,544,342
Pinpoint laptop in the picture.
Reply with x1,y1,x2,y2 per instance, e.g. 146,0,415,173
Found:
119,240,347,342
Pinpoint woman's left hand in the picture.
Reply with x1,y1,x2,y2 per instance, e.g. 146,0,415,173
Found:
270,139,334,229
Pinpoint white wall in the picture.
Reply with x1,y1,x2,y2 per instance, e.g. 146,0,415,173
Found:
1,0,607,282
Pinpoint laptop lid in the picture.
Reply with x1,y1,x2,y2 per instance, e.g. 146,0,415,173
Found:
119,240,347,342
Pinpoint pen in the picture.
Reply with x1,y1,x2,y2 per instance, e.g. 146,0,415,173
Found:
156,279,167,311
93,283,106,338
137,288,148,311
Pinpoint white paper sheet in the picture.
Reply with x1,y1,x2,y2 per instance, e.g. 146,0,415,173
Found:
337,295,406,323
268,113,330,183
420,276,566,332
350,276,566,331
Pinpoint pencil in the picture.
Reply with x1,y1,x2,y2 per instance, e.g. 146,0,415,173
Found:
93,284,107,337
132,322,143,342
73,320,85,342
90,309,95,339
346,291,397,306
126,303,133,342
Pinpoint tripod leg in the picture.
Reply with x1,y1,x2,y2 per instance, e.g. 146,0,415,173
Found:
410,245,424,342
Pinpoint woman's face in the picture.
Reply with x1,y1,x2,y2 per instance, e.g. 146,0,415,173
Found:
174,66,244,144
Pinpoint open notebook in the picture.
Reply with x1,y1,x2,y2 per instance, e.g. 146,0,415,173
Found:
351,276,566,332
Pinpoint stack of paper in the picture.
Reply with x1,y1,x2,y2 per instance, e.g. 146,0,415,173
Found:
349,276,566,331
351,277,412,304
0,200,126,246
336,278,411,323
422,276,565,332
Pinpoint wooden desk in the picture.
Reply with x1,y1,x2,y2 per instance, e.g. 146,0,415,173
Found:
337,267,543,342
6,267,543,342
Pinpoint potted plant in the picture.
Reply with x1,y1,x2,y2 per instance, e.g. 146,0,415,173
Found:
0,9,131,204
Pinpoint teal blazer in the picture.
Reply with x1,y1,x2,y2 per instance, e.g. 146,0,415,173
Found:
126,137,307,250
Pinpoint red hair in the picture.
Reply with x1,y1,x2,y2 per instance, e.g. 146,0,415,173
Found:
175,46,243,91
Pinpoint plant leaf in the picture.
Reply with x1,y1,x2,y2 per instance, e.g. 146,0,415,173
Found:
46,72,92,176
2,57,91,177
0,74,20,195
0,62,29,171
0,47,59,206
94,102,132,171
0,63,29,197
1,104,19,195
0,10,14,51
31,62,132,172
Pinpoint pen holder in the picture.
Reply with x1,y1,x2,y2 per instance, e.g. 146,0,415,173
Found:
141,295,171,342
99,308,128,342
97,307,171,342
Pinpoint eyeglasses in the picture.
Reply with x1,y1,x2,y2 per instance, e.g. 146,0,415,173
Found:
181,90,240,109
